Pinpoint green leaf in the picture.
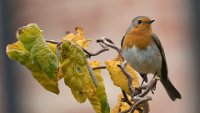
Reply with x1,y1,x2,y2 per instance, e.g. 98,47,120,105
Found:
16,23,59,79
60,41,96,103
6,41,59,94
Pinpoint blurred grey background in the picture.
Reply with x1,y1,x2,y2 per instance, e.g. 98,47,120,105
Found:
0,0,199,113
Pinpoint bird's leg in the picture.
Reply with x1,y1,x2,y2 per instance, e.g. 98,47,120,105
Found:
135,76,160,97
126,77,157,113
121,76,159,113
150,73,159,94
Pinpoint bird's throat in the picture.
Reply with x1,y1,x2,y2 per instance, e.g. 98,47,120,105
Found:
123,28,152,50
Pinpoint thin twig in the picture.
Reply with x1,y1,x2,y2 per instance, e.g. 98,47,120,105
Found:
92,66,106,70
46,40,62,49
99,41,107,48
97,37,122,56
118,62,137,97
46,39,109,59
130,96,152,113
82,48,109,58
136,77,159,97
46,40,60,45
119,96,151,113
121,90,132,106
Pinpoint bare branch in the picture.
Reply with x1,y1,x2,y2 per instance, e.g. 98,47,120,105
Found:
46,40,60,44
96,37,122,56
92,66,106,70
136,76,159,97
130,96,152,113
82,48,109,58
117,62,140,97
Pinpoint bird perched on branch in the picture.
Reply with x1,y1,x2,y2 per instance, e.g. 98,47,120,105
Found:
121,16,181,101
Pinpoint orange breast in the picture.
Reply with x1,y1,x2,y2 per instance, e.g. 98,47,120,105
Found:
122,27,153,50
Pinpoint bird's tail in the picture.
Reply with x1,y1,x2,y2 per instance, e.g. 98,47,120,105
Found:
161,79,181,101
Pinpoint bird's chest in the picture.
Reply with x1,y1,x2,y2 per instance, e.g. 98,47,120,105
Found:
122,43,162,74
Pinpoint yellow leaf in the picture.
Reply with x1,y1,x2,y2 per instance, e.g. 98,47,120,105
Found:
75,27,84,41
62,27,91,49
105,55,139,95
63,33,76,42
76,39,92,49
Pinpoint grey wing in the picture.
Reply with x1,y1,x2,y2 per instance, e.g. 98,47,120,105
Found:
152,33,168,80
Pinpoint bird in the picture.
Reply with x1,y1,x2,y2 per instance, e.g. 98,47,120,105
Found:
121,16,181,101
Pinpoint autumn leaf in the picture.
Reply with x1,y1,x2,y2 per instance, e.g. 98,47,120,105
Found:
105,55,140,95
6,41,59,94
59,41,96,103
60,28,110,113
62,27,91,49
16,23,59,79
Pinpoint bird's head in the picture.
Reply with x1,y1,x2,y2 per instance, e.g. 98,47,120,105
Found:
126,16,155,34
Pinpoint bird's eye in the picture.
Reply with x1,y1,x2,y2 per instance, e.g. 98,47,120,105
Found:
137,20,142,24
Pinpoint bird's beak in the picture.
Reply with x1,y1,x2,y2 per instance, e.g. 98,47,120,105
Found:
149,20,155,24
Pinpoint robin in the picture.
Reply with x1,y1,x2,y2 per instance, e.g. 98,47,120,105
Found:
121,16,181,101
